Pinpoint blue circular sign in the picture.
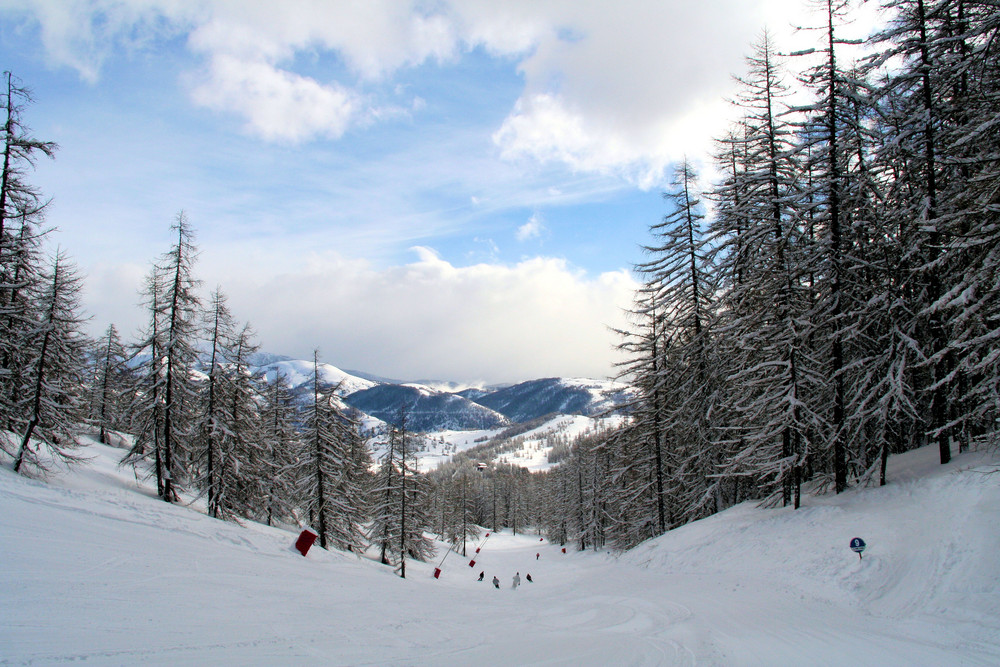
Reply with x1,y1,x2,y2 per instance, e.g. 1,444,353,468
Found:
850,537,866,553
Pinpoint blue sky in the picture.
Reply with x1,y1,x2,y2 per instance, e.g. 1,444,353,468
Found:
0,0,841,384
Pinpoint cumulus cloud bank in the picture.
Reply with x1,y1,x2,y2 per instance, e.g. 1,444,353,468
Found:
9,0,829,182
219,248,638,384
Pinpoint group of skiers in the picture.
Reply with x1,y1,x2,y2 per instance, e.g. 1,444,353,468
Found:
477,569,534,589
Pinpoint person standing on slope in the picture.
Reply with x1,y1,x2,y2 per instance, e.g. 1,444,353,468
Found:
512,572,521,589
492,576,500,589
478,571,484,581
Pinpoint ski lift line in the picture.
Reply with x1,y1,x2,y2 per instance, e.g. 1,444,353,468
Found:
435,543,455,571
436,532,491,579
466,533,492,571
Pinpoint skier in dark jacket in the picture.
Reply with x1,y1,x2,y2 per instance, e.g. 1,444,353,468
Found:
478,571,484,581
526,573,533,583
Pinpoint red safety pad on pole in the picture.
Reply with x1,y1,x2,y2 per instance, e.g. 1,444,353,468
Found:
295,529,318,556
469,559,476,568
433,568,442,579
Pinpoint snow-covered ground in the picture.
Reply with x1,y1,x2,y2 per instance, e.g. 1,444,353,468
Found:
496,414,625,471
2,439,999,666
414,427,502,471
418,414,626,472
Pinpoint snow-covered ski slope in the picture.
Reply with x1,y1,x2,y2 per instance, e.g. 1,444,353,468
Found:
2,440,999,666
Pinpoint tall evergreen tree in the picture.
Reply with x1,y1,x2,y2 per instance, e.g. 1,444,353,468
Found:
121,267,168,496
368,407,435,577
213,322,268,522
157,213,202,500
122,215,202,501
87,323,131,446
11,251,89,474
638,160,722,519
293,351,370,553
259,370,302,527
0,72,54,432
195,287,236,517
712,34,824,508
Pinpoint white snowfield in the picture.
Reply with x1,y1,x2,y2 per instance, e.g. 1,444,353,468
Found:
2,440,999,666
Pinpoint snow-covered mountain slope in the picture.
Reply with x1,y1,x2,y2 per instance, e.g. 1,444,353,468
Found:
2,440,998,665
258,359,376,396
249,354,631,437
469,377,634,423
343,383,509,433
494,413,626,471
411,413,624,472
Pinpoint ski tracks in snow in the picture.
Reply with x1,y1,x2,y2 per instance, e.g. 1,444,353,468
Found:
534,593,696,666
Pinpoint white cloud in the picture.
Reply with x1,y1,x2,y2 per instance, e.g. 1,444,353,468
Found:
190,55,358,142
8,0,873,178
516,212,545,242
5,0,195,81
217,248,638,384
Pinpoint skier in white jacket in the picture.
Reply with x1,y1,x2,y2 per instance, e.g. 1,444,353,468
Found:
512,572,521,589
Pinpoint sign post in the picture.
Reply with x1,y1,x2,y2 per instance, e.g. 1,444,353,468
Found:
850,537,866,560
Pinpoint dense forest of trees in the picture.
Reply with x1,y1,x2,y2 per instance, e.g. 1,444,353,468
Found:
2,0,998,563
586,0,1000,550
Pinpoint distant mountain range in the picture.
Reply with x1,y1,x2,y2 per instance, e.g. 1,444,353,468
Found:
250,355,634,435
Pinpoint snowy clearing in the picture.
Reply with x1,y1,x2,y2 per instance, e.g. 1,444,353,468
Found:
2,439,999,666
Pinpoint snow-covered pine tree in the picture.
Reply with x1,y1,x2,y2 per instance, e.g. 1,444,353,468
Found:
788,0,876,492
940,2,1000,451
194,287,236,518
294,350,338,549
450,464,482,556
710,33,824,508
368,406,434,577
87,323,131,446
635,160,722,520
0,72,54,435
121,267,168,496
122,215,202,501
324,399,372,553
369,413,400,566
11,251,89,474
158,214,202,500
868,0,973,464
0,210,44,436
294,351,370,553
607,300,673,543
213,322,268,523
259,370,302,527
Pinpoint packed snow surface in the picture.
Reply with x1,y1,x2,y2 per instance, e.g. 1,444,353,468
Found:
2,440,999,665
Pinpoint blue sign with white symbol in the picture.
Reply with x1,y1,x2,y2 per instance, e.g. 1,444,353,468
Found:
850,537,866,558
